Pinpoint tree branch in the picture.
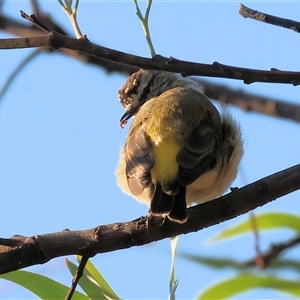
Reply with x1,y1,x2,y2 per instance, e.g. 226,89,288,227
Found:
2,12,300,123
196,79,300,123
0,13,138,75
0,164,299,275
243,235,300,269
2,27,300,86
65,256,89,300
239,3,300,33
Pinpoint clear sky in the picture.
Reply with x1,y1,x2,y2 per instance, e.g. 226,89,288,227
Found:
1,1,300,299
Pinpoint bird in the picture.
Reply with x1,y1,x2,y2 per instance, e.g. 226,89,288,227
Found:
116,69,243,223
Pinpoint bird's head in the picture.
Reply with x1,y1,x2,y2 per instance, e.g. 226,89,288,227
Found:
118,69,194,128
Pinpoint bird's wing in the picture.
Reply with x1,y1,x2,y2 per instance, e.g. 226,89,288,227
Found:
124,125,154,195
176,120,220,186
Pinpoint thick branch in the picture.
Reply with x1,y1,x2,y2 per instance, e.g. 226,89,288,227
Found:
239,4,300,33
2,31,300,85
197,79,300,123
2,14,300,123
3,8,300,85
0,164,299,275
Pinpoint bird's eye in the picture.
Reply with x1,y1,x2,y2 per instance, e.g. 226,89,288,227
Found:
143,85,151,95
138,84,151,104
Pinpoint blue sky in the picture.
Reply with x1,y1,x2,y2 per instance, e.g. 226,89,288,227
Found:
1,1,300,299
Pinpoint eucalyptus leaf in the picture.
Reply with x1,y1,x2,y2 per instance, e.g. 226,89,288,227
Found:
197,273,300,299
209,212,300,243
0,270,88,300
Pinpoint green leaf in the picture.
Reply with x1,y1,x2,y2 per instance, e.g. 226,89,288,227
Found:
271,259,300,272
209,212,300,243
180,253,300,272
66,258,121,300
75,255,120,299
179,253,242,269
197,273,300,299
0,270,88,300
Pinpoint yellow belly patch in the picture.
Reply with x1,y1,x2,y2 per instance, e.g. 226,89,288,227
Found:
151,140,180,183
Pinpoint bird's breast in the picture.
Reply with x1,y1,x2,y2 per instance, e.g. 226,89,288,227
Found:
141,89,192,184
151,139,180,183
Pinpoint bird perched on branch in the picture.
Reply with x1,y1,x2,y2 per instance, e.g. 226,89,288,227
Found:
116,69,243,223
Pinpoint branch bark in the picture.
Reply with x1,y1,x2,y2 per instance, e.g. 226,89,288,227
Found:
0,164,300,275
2,11,300,124
239,3,300,33
2,30,300,85
196,79,300,123
3,8,300,86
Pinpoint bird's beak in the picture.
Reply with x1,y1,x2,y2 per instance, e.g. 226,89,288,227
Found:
119,105,139,128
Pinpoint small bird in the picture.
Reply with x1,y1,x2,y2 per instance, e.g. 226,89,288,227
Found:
116,69,243,223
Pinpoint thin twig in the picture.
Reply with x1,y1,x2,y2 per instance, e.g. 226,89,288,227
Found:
20,10,51,33
0,49,41,102
243,235,300,268
133,0,156,57
65,256,89,300
57,0,84,38
239,3,300,33
248,212,265,269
